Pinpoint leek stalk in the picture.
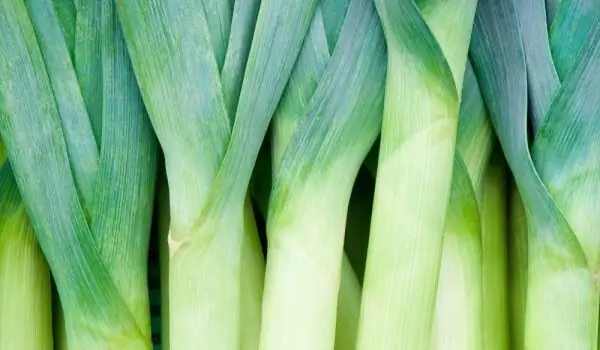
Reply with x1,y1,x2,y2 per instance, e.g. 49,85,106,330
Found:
431,63,493,350
262,0,385,348
268,2,358,349
117,0,318,347
0,164,53,349
470,0,600,348
481,150,509,350
357,0,477,348
0,0,157,347
257,6,369,340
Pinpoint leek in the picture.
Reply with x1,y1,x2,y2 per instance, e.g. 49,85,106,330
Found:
263,0,385,348
481,150,509,350
0,0,157,347
357,0,477,348
117,0,317,347
431,63,493,350
268,4,358,350
0,164,53,349
254,4,370,338
470,0,600,348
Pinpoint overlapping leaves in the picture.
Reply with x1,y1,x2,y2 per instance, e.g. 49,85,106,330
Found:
0,0,157,347
470,0,600,348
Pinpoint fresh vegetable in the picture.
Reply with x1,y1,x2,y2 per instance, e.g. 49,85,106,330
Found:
116,0,318,347
357,0,478,348
2,1,598,349
262,0,385,348
0,0,157,347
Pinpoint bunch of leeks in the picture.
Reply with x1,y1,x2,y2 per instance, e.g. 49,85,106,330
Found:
5,0,600,349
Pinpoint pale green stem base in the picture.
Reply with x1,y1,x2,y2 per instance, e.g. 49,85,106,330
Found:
334,255,361,350
169,224,243,349
0,205,53,350
431,222,482,350
525,248,598,350
240,200,265,350
260,187,349,350
169,199,264,350
358,120,457,350
481,161,509,350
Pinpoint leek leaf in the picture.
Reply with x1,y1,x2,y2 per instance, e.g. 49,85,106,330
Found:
73,0,103,142
53,0,76,60
201,0,233,71
28,0,99,216
221,0,261,119
514,0,559,131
